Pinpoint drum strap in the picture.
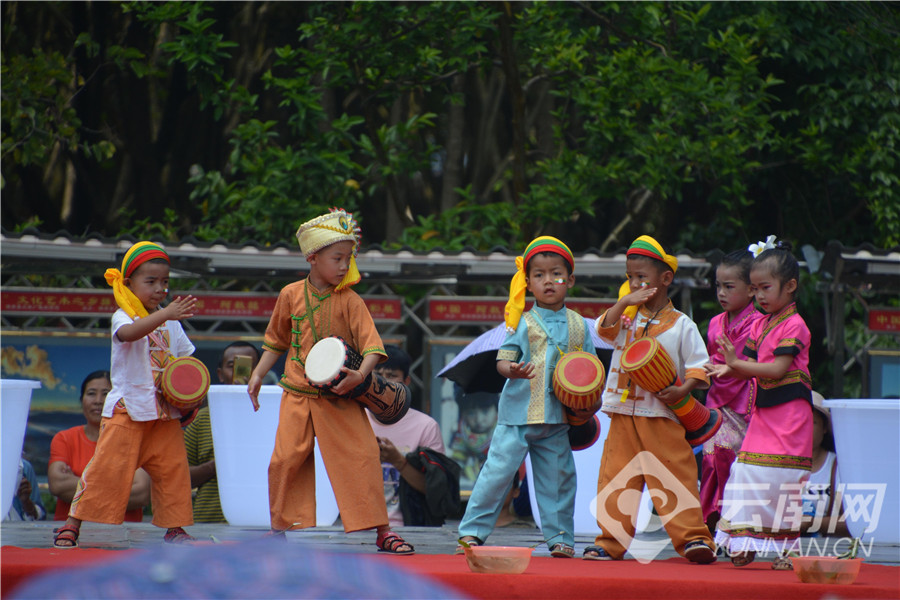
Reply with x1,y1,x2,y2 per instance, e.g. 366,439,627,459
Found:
147,326,174,419
303,281,322,343
566,309,586,352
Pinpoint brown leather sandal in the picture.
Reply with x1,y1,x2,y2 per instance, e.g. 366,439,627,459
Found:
731,550,756,567
163,527,196,543
376,530,414,555
53,525,80,549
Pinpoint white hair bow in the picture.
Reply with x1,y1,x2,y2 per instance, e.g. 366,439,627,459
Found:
748,235,777,258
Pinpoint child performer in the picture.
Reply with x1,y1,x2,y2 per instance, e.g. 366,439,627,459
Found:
711,237,813,568
583,235,716,564
247,208,414,555
53,242,198,547
457,236,593,558
700,250,763,534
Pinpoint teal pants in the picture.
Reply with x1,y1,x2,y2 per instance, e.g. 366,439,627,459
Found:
459,423,575,549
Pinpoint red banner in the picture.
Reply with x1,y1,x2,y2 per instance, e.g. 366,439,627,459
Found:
427,297,612,323
0,290,403,322
869,308,900,333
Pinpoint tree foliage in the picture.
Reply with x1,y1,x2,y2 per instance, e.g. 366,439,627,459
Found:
2,1,898,251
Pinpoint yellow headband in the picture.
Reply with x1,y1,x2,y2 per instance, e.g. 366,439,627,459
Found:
504,236,574,333
104,241,170,319
295,208,362,291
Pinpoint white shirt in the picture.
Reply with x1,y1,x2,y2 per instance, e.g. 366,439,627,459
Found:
104,308,195,421
597,303,710,422
803,451,841,519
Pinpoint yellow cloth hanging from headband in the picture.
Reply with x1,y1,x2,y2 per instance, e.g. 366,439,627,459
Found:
104,241,170,320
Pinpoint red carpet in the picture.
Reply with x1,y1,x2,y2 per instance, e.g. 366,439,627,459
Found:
378,554,900,599
4,546,899,599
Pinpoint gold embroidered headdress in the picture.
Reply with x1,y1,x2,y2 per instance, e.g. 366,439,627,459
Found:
296,208,362,291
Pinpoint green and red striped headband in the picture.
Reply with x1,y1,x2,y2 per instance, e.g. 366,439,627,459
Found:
122,241,169,277
627,235,678,273
523,236,575,272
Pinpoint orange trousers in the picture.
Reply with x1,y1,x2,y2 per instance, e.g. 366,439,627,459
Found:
268,390,387,532
70,408,192,528
593,413,713,559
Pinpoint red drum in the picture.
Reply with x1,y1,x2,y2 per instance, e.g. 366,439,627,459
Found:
305,336,363,390
619,337,722,446
160,356,210,410
306,336,410,425
552,351,605,426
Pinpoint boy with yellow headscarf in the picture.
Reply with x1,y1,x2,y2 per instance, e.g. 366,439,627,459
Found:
53,241,199,548
583,235,716,564
247,208,414,554
457,236,595,559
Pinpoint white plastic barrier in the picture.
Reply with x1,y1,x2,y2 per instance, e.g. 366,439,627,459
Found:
823,399,900,544
1,379,41,518
207,385,338,528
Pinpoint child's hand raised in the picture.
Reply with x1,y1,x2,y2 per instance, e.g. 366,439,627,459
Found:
507,361,535,380
716,335,738,366
621,285,656,307
161,295,197,321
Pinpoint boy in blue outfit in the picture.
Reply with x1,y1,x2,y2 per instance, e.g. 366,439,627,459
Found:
457,236,593,558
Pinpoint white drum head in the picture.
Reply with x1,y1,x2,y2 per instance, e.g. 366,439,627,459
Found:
305,337,347,386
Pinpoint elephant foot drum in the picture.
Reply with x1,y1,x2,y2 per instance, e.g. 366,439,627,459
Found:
307,337,410,425
161,356,210,411
552,351,606,427
620,337,722,446
305,336,363,390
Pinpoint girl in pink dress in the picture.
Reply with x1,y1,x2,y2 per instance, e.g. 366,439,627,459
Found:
700,250,763,534
709,238,813,568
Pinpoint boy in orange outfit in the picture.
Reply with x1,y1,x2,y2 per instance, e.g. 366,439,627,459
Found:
53,241,198,547
247,208,413,554
583,235,716,564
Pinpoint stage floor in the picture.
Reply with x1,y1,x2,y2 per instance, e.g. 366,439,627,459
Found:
2,518,898,563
